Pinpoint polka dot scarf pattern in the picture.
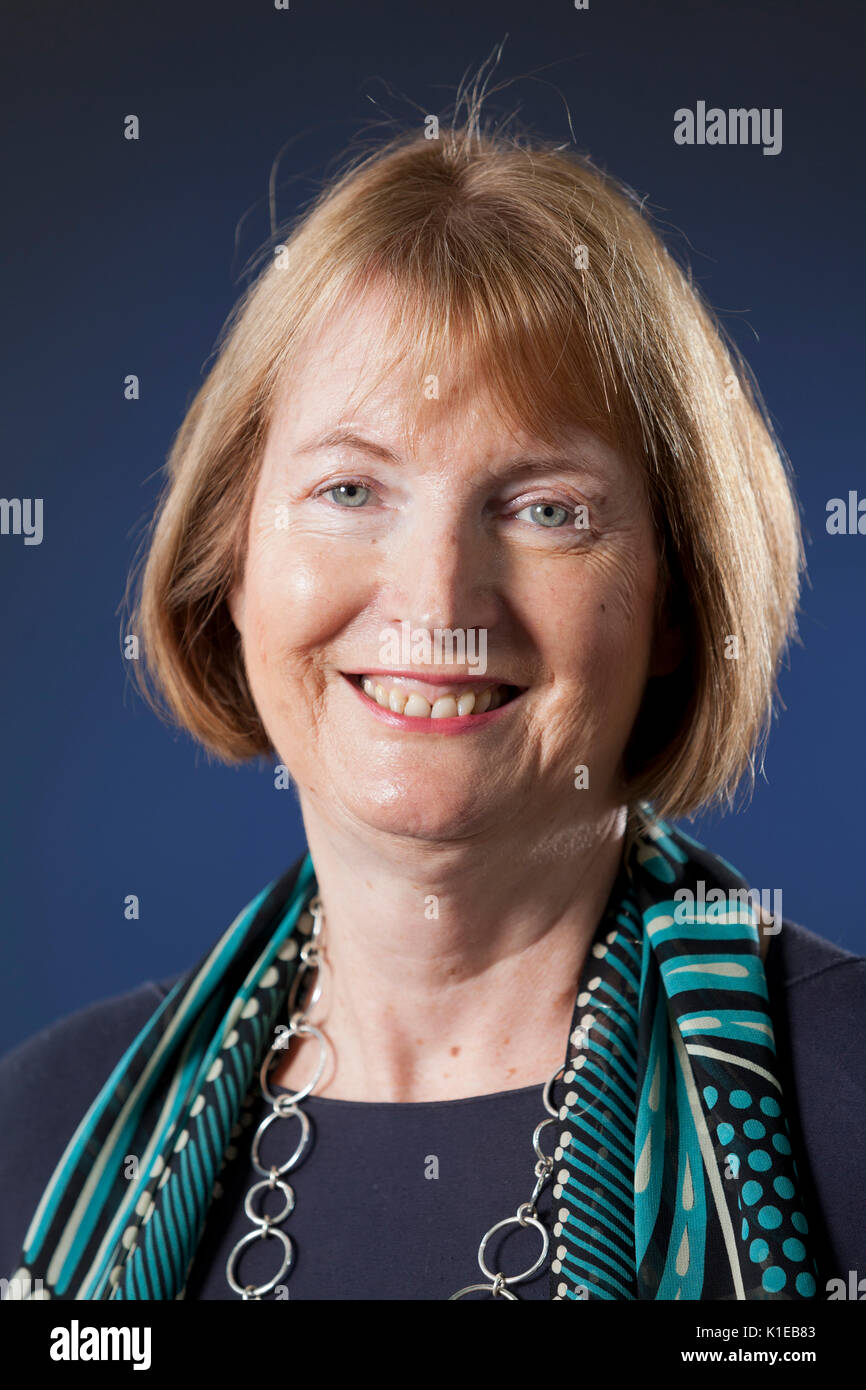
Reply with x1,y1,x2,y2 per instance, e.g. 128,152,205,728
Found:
548,811,818,1300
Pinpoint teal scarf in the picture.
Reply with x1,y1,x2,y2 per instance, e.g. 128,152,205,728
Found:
6,809,818,1300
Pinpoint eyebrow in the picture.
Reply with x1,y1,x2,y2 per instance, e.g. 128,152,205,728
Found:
295,428,401,464
293,427,612,486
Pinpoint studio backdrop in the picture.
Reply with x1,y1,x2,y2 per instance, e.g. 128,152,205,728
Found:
0,0,863,1052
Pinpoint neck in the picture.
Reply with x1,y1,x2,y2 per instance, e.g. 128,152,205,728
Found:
273,803,630,1103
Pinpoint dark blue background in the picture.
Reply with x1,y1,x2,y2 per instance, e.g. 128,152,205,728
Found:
1,0,863,1053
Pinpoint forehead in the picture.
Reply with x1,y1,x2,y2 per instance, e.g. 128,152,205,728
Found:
269,290,486,440
264,291,634,486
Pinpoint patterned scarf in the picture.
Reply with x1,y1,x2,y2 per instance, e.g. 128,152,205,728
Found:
5,807,818,1300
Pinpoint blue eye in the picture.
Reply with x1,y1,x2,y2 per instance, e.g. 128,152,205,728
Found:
326,483,370,507
516,502,571,528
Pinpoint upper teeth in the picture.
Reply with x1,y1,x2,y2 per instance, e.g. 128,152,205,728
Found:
360,678,505,718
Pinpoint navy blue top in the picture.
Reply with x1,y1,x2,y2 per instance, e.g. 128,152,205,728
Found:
1,917,864,1299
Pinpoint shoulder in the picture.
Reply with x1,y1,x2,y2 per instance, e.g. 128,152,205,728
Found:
766,915,866,1092
764,919,866,1283
767,917,866,1048
769,916,866,989
0,977,179,1278
766,918,866,1109
0,976,179,1094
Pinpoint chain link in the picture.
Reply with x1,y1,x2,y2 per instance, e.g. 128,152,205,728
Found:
225,895,329,1300
448,1064,561,1299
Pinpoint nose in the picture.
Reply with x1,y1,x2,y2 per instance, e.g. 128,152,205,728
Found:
382,500,502,638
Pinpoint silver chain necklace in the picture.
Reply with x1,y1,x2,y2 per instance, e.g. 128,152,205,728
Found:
225,894,569,1301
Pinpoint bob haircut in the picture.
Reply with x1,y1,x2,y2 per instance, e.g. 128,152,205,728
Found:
127,104,804,824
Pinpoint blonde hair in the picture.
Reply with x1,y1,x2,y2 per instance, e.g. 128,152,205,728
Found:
126,102,804,822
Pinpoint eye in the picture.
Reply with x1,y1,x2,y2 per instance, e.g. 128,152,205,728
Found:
515,502,572,528
322,482,371,508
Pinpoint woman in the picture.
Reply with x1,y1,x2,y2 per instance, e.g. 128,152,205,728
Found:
1,105,864,1304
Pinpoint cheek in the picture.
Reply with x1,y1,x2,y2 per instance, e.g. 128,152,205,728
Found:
537,539,658,699
241,533,357,672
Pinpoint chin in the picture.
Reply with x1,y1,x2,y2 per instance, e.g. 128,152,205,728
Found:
332,775,508,844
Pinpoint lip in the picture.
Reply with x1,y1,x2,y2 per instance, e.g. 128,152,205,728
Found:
340,672,525,734
341,668,505,686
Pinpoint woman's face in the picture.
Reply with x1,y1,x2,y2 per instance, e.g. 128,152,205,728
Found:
230,291,675,846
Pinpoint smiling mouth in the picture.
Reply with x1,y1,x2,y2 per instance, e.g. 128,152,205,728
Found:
343,673,525,719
